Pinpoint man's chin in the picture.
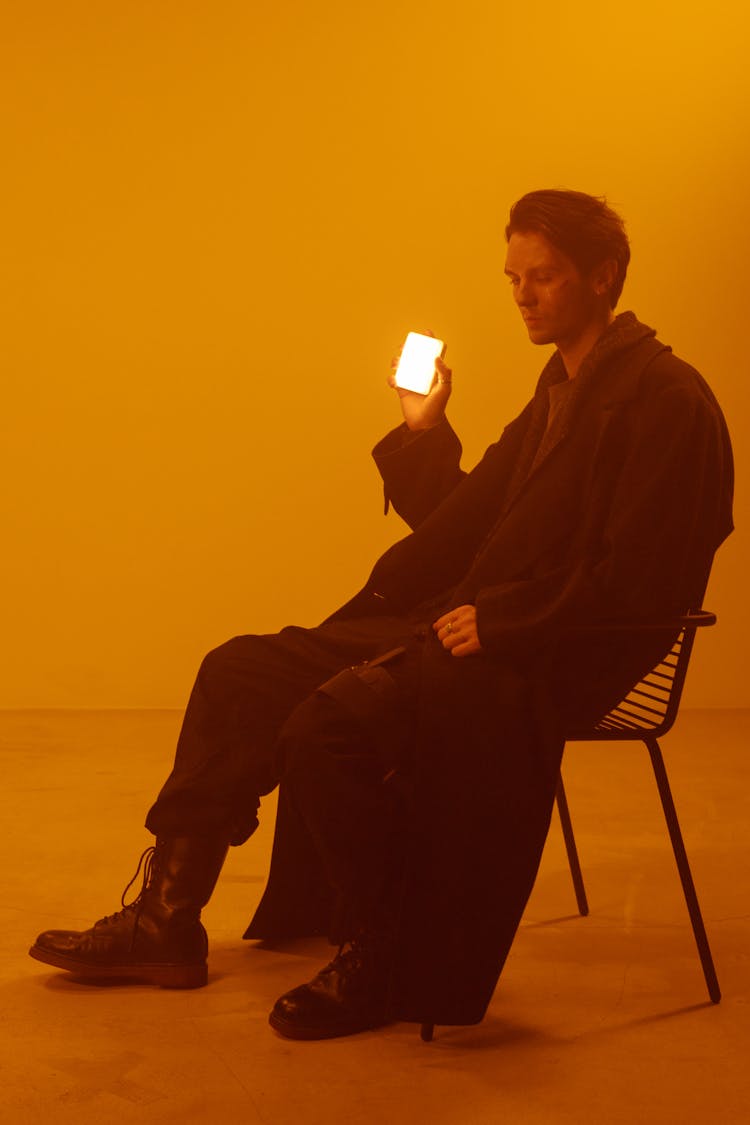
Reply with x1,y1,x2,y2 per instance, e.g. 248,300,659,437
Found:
525,323,555,345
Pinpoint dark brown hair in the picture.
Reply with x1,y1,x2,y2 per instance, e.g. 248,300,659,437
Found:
506,189,630,307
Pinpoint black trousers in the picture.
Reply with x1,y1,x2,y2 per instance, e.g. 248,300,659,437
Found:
145,615,428,934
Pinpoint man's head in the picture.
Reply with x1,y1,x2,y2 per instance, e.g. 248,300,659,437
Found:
503,190,630,358
506,189,630,308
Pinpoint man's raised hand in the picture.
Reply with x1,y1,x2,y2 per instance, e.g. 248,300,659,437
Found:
388,352,453,431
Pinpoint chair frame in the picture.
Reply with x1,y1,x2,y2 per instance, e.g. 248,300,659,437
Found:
420,610,721,1042
557,610,721,1002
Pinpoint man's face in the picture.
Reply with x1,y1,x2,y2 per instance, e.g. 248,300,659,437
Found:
504,230,604,350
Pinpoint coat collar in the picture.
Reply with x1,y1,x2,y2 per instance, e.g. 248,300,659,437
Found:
536,310,662,406
503,312,668,510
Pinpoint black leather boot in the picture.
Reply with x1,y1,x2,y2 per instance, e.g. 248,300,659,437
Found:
268,933,393,1039
29,836,228,988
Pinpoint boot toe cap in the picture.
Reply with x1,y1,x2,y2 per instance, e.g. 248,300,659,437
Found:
269,982,384,1040
32,929,88,956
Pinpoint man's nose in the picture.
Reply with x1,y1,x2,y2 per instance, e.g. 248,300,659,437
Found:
515,280,536,307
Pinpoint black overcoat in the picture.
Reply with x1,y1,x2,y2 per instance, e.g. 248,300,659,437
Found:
245,314,734,1026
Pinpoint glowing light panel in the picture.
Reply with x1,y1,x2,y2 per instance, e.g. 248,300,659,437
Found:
394,332,445,395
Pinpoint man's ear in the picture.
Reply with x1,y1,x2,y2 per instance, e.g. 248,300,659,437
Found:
592,258,618,298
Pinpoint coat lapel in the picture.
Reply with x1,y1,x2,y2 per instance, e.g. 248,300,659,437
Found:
500,325,669,521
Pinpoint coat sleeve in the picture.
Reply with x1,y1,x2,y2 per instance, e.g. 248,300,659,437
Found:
474,366,734,658
372,418,465,529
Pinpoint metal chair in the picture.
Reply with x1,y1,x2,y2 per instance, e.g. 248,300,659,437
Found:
420,610,721,1042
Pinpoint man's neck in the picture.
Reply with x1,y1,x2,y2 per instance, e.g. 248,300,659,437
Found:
558,310,616,379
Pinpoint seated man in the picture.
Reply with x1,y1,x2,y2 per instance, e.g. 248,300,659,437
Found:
29,189,734,1040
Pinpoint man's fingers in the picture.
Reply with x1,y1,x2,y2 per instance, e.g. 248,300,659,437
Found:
438,624,469,650
434,616,458,634
433,606,472,632
432,605,481,656
435,357,452,386
433,610,459,632
447,635,482,657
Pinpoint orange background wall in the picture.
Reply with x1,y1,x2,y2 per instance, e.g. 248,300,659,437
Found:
2,1,747,708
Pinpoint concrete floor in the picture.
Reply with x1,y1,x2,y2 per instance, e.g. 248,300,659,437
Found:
2,708,748,1124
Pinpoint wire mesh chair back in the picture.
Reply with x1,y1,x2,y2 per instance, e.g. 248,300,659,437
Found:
571,611,715,742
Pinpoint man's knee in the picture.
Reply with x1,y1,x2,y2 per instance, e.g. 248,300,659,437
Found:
195,635,260,685
275,692,339,782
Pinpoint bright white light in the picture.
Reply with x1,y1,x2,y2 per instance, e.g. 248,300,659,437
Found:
394,332,445,395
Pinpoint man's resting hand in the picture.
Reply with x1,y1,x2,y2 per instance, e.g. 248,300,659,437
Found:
433,606,482,657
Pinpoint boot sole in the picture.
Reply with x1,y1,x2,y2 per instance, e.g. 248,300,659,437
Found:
268,1009,386,1040
28,943,208,989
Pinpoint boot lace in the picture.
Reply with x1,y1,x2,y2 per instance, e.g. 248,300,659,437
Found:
323,939,369,979
120,845,157,909
318,938,389,1013
98,845,157,925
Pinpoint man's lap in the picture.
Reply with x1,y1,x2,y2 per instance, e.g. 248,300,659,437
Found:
145,614,424,841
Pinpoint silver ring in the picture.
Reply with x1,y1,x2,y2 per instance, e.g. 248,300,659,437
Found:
445,620,454,634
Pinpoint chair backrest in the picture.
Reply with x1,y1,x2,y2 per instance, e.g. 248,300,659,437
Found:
573,611,716,742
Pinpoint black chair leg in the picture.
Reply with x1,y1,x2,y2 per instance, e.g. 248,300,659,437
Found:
420,1022,434,1042
646,737,721,1003
556,775,589,916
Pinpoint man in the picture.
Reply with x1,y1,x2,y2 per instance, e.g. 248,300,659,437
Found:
30,190,734,1039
